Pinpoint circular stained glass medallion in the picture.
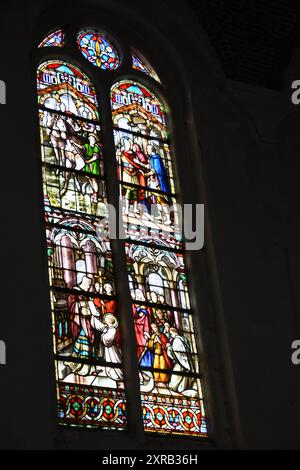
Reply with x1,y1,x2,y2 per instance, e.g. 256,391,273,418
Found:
77,29,120,70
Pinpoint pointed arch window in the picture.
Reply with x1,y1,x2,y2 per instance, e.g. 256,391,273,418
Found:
37,59,126,430
36,26,208,438
111,80,206,436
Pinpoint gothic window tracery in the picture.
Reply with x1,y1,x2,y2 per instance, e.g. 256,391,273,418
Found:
36,26,207,438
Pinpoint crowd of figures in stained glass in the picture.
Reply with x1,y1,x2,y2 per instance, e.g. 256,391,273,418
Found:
37,28,207,437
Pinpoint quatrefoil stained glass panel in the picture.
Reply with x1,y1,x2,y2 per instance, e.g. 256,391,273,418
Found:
77,29,120,70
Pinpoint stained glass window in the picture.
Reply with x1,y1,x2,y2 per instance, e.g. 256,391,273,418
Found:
131,49,161,83
38,29,64,48
111,80,207,437
37,28,208,440
77,29,120,70
37,60,127,430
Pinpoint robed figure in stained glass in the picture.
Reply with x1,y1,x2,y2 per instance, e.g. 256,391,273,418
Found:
91,312,123,383
144,323,173,386
73,133,102,202
117,137,148,215
167,327,196,395
144,144,171,224
132,303,153,363
146,144,170,194
65,275,95,376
